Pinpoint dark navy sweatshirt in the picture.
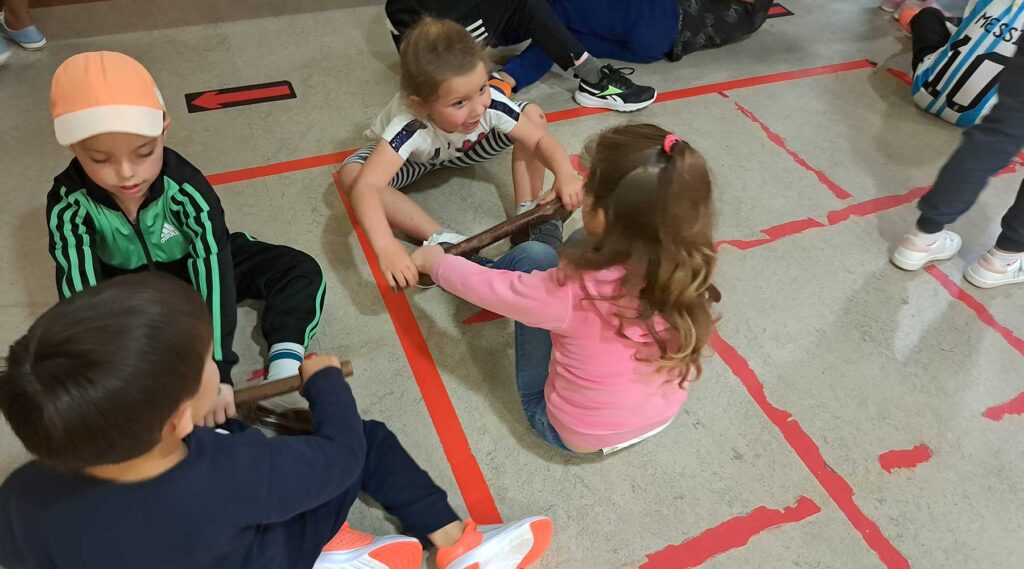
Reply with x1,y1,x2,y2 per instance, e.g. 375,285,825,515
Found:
0,368,365,569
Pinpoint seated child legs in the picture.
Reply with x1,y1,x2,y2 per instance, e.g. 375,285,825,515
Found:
229,233,327,383
487,223,575,453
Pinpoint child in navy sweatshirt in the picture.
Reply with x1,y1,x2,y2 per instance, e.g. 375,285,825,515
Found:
0,273,552,569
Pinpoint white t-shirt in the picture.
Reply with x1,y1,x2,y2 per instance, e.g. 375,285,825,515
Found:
365,88,523,164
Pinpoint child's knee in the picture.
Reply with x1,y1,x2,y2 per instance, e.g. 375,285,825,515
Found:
337,163,362,196
509,241,559,272
523,104,547,128
292,250,324,280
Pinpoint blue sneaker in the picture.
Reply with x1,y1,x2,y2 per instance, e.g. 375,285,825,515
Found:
0,41,11,67
0,11,46,50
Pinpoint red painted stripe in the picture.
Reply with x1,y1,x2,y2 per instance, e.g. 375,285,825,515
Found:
710,332,911,568
716,218,825,251
641,496,820,569
886,68,913,87
734,102,852,200
206,60,874,187
878,444,933,473
332,172,502,524
983,392,1024,422
462,309,505,325
207,150,355,186
826,185,931,225
923,265,1024,358
768,4,789,16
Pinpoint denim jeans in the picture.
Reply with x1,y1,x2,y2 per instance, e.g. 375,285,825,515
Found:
486,221,576,452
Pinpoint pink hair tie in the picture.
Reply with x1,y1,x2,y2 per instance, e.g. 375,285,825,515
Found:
663,134,681,155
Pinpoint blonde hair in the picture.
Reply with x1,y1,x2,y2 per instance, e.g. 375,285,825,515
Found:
399,17,490,103
564,123,721,386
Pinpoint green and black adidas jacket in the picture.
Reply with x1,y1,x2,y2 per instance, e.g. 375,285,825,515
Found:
46,148,236,383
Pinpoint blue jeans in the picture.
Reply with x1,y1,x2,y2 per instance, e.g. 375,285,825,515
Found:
486,222,575,452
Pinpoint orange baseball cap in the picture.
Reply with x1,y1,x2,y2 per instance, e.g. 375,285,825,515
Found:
50,51,167,146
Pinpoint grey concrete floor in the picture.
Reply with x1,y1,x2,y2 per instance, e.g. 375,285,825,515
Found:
1,0,1023,567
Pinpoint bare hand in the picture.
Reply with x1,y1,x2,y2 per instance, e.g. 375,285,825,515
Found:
377,239,419,290
411,245,445,275
541,173,584,211
300,355,342,384
203,385,237,427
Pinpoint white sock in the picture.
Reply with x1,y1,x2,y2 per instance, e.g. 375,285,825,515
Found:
908,228,942,248
990,248,1023,268
267,342,305,382
516,200,536,215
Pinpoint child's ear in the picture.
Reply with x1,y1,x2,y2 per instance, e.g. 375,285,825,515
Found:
169,400,195,439
162,113,171,136
407,96,426,116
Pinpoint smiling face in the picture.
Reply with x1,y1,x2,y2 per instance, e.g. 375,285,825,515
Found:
419,62,492,134
71,131,166,205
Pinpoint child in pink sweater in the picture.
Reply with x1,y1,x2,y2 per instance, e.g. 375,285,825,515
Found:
412,123,722,454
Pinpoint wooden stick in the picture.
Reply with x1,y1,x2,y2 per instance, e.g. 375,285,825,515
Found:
233,359,353,405
443,201,569,257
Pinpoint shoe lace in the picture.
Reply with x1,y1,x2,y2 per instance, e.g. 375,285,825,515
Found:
603,65,638,88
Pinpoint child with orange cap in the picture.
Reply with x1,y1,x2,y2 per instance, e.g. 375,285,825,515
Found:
46,51,327,424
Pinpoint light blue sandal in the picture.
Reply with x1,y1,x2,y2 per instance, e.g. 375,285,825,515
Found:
0,11,46,50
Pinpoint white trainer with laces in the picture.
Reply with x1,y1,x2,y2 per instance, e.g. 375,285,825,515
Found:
965,252,1024,288
891,230,961,271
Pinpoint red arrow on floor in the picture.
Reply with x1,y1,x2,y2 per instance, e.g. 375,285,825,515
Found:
186,80,296,113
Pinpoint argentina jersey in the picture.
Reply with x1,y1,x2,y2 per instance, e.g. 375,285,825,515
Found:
912,0,1024,126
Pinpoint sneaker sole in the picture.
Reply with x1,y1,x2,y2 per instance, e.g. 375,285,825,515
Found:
890,249,957,271
316,539,422,569
964,265,1024,289
17,38,46,50
573,90,656,112
445,517,553,569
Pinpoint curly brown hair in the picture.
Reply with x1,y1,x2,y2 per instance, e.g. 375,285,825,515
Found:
563,123,722,386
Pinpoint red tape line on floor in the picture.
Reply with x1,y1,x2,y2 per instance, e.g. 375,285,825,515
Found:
878,444,933,473
709,331,911,569
332,172,502,524
923,265,1024,358
733,102,852,200
208,60,876,187
640,496,820,569
983,392,1024,422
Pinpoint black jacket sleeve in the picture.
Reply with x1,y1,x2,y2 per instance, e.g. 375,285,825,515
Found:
46,182,102,299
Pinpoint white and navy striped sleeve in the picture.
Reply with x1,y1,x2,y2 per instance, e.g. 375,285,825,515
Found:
380,116,429,161
484,89,522,135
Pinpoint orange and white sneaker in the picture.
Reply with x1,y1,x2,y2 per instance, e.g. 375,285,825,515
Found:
436,517,553,569
314,523,423,569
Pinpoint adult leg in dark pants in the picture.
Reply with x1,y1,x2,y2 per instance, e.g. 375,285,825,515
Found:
910,8,951,72
892,46,1024,287
230,233,327,380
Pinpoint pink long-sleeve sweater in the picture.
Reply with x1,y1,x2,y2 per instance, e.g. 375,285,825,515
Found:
431,255,689,450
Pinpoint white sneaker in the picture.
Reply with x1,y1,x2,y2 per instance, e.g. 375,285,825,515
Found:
891,230,961,270
423,230,467,247
965,252,1024,288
